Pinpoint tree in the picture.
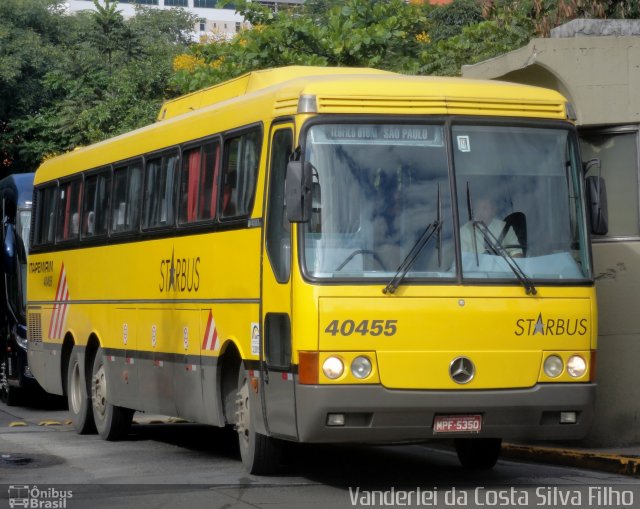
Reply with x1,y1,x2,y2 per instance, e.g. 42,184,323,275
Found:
0,0,196,174
171,0,431,92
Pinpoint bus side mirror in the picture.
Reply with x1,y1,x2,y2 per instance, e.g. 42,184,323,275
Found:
586,175,608,235
3,223,16,274
285,160,313,223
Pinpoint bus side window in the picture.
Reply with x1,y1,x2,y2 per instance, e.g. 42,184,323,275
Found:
266,128,292,282
82,170,110,238
221,128,262,219
179,142,220,224
199,141,220,221
34,186,57,246
55,179,82,242
111,161,142,233
179,147,202,224
144,153,177,229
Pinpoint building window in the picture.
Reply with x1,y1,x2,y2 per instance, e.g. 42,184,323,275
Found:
164,0,188,6
235,22,241,33
119,0,159,3
199,19,206,32
193,0,215,7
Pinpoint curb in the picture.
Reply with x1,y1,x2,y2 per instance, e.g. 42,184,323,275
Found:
502,443,640,477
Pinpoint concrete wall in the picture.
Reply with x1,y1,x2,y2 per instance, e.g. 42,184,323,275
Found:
463,36,640,127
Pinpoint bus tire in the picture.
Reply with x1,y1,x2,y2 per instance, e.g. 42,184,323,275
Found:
235,366,282,475
1,355,20,406
67,347,96,434
91,348,133,440
455,438,502,470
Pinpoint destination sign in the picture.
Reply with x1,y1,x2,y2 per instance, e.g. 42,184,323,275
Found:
314,124,444,146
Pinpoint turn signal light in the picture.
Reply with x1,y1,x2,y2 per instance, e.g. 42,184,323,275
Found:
298,351,319,385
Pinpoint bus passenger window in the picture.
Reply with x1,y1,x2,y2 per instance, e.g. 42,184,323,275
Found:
221,129,261,219
82,170,110,238
33,186,57,246
111,161,142,234
55,179,82,242
198,142,220,221
179,147,202,223
144,153,177,229
179,141,220,225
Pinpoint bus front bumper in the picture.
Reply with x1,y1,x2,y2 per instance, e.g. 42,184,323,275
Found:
294,383,595,443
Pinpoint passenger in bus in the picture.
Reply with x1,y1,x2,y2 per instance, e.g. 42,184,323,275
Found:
460,195,524,258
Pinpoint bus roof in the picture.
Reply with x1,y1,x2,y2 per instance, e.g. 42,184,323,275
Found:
35,67,570,185
157,66,395,121
0,173,35,208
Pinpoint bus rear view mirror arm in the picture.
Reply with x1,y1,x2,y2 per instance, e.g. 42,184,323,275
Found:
286,160,313,223
2,222,16,274
586,175,608,236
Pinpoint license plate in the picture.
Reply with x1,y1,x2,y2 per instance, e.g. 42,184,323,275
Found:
433,414,482,434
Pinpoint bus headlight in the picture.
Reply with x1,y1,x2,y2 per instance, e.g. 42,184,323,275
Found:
351,356,372,379
16,335,28,350
544,355,564,378
567,355,587,378
322,356,344,379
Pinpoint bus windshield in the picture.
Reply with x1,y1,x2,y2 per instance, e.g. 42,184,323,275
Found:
301,122,591,283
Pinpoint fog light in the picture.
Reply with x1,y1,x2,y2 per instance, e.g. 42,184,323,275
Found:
322,356,344,379
560,411,577,424
567,355,587,378
544,355,564,378
351,356,372,379
327,413,345,426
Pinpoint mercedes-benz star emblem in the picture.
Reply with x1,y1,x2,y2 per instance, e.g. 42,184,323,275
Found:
449,357,475,384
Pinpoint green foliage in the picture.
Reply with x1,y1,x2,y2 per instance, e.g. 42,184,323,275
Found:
0,0,196,174
427,0,485,43
171,0,430,93
421,5,534,76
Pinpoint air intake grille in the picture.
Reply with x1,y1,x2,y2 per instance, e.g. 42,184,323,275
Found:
28,312,42,343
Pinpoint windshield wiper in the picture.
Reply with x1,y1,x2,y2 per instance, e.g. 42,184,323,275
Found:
382,220,442,294
472,221,537,296
383,185,443,295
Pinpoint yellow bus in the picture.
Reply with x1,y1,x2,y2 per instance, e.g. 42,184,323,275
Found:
27,66,599,474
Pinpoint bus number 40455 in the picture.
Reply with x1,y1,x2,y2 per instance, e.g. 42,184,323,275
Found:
324,319,397,337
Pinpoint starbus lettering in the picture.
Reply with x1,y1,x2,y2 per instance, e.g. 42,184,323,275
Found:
515,313,588,336
159,248,200,293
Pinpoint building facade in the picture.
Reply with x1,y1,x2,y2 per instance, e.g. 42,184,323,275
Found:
66,0,303,40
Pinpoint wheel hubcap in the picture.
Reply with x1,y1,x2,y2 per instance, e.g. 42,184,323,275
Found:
92,363,107,418
69,361,82,414
235,376,250,448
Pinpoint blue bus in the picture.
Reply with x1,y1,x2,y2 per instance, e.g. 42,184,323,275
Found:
1,173,36,405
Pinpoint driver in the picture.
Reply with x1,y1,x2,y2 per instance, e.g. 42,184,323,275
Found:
460,196,523,258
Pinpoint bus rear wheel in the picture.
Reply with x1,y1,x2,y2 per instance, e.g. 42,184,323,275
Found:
91,348,133,440
455,438,502,469
67,347,95,434
235,366,282,475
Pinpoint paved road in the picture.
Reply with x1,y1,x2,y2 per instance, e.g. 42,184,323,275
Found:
1,399,639,509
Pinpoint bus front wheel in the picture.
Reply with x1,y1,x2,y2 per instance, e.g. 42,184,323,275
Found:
235,366,282,475
91,348,133,440
455,438,502,469
67,347,96,434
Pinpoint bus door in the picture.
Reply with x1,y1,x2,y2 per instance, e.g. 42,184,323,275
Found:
260,124,297,439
